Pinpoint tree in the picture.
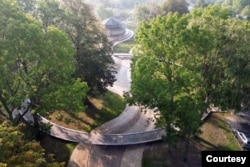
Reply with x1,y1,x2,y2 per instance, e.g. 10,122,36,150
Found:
189,6,250,110
161,0,189,15
36,0,66,30
194,0,209,8
0,124,64,167
16,0,36,14
126,13,210,163
0,0,43,119
0,0,89,122
127,5,250,163
135,3,163,23
36,0,116,95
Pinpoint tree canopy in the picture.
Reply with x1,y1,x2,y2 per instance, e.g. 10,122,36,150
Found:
134,0,189,24
127,6,250,142
0,0,89,121
161,0,189,15
0,124,64,166
36,0,116,95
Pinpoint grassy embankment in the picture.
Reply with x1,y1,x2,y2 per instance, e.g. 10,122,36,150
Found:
142,113,241,167
42,91,125,165
48,91,125,132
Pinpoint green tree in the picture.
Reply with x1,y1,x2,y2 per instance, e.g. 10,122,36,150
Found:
16,0,36,14
36,0,116,95
190,6,250,110
126,13,210,162
135,3,163,23
0,0,89,122
161,0,189,15
195,0,209,8
0,124,64,167
128,5,250,162
0,0,43,119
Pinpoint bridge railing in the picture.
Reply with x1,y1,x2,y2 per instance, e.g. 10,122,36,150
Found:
92,128,166,145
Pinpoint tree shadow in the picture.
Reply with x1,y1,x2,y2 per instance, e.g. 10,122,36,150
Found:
40,135,77,165
194,135,217,148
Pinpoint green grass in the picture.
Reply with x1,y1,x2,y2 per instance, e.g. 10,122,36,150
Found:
90,91,126,128
42,91,125,166
48,91,125,132
197,113,241,151
113,40,135,53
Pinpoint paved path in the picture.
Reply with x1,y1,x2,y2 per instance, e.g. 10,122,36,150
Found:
68,55,163,167
17,106,165,145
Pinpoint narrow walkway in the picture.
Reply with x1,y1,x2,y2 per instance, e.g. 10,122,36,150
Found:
16,107,165,145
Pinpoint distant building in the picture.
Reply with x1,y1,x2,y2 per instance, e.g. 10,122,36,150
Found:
102,17,134,44
102,17,126,37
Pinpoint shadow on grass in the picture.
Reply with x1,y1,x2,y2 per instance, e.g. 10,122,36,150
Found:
194,135,217,148
40,135,77,166
84,92,125,129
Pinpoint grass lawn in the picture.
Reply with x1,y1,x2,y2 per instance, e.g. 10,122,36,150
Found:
113,39,134,53
41,91,125,165
142,113,241,167
48,91,125,132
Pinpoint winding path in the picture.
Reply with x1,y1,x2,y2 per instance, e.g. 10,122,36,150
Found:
14,46,165,166
67,55,164,167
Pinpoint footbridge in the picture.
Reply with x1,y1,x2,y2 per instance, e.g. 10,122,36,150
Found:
14,107,166,146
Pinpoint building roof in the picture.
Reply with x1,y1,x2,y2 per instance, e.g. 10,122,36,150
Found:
102,17,125,30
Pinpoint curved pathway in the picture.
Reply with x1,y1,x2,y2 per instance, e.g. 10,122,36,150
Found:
68,55,162,167
14,46,164,166
14,54,165,166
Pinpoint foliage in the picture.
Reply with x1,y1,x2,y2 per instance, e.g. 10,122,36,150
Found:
190,6,250,110
161,0,189,15
128,13,208,141
36,0,116,95
134,0,189,24
41,78,89,114
0,124,64,167
128,6,250,143
0,0,89,122
16,0,36,14
135,3,163,23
